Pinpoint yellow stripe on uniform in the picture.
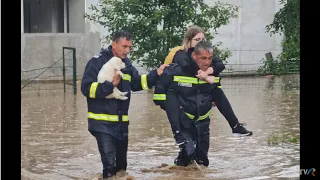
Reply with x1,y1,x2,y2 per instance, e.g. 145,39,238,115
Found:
185,112,195,119
174,76,220,84
184,109,212,121
88,112,118,121
88,112,129,122
89,82,99,98
141,74,149,90
214,77,220,83
153,94,166,100
122,115,129,122
122,74,131,82
173,76,198,84
198,109,212,120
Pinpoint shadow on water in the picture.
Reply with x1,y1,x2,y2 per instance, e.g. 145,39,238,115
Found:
21,75,300,180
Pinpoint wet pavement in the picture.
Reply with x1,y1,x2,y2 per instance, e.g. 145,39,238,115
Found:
21,75,300,180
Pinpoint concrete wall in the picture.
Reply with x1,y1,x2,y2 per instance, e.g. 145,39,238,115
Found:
21,33,101,80
206,0,283,71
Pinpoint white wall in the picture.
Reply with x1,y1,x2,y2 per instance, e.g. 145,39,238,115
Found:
206,0,283,70
85,0,109,48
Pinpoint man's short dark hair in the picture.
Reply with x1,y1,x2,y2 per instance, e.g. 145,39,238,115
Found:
194,41,213,55
112,30,132,42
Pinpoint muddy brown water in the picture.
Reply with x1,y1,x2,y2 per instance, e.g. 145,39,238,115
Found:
21,75,300,180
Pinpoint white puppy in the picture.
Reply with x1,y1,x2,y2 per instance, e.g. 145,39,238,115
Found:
97,57,128,100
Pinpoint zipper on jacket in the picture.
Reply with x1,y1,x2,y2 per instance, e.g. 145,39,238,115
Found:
196,79,201,120
118,71,122,123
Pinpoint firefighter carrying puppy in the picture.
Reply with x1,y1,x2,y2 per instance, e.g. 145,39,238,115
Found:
81,30,168,179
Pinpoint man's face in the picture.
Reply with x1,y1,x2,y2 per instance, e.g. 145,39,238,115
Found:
112,38,132,59
192,49,213,71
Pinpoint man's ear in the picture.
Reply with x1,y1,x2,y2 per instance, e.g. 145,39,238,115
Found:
191,52,196,60
111,41,117,48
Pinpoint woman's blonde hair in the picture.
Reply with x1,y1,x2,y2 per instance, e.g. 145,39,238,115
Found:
182,25,205,51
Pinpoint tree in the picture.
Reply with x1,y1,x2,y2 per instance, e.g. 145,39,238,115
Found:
261,0,300,75
85,0,238,70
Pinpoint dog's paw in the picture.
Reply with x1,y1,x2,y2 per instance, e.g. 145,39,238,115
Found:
121,92,128,96
117,71,124,76
117,95,128,100
105,93,114,99
121,96,128,100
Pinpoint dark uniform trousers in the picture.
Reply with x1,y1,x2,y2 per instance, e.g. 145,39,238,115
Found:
165,90,210,167
90,131,128,178
175,110,210,167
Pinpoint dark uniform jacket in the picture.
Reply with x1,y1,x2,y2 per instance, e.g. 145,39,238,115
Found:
81,45,159,139
173,47,225,88
153,50,217,120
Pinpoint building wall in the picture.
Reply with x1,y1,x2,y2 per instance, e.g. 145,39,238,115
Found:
206,0,283,71
21,33,101,80
21,0,102,80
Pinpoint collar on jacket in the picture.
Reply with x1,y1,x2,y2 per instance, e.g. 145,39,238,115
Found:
187,47,195,57
184,47,201,74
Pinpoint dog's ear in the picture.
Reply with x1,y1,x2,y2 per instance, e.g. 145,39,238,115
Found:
117,58,123,65
109,57,117,67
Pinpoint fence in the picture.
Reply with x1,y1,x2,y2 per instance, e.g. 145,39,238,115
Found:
21,51,299,96
21,47,77,95
217,56,299,92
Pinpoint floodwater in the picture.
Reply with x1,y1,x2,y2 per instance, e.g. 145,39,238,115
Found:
21,75,300,180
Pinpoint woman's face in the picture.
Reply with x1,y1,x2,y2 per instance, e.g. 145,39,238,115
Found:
190,32,206,48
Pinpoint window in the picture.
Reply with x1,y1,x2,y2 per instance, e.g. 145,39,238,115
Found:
23,0,64,33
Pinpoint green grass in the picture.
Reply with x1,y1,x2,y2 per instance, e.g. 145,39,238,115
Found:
267,132,299,145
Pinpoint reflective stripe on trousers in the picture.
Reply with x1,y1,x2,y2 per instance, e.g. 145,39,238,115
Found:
184,109,212,121
153,94,166,100
88,112,129,122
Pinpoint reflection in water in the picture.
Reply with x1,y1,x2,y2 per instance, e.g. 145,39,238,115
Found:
266,76,276,90
21,75,300,180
